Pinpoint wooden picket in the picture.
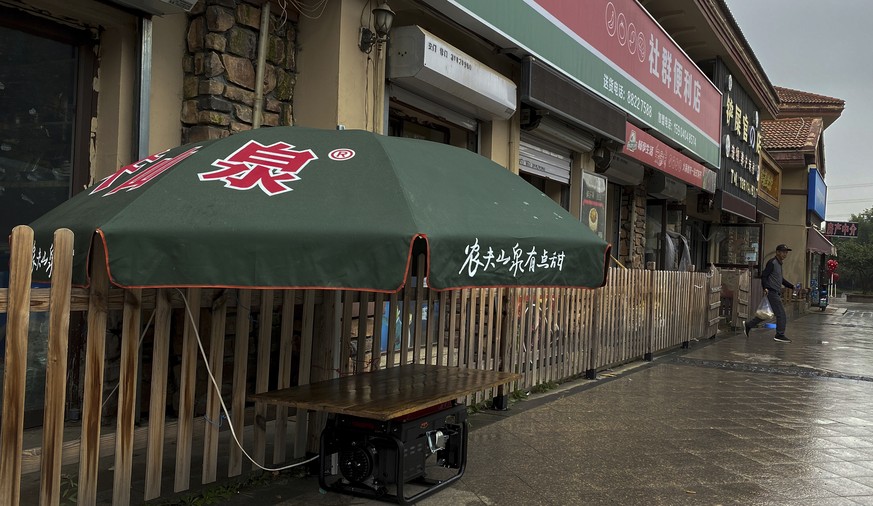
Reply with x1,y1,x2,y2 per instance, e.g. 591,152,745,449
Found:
78,237,110,505
0,226,34,506
38,229,73,506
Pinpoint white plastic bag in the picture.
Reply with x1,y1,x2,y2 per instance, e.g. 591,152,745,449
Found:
754,296,774,321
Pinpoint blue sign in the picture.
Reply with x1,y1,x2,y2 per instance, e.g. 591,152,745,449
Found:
807,167,827,220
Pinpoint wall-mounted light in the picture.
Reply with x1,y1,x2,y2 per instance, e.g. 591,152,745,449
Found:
359,2,395,53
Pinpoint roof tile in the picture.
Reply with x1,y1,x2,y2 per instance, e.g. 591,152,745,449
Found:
761,117,823,150
775,86,845,107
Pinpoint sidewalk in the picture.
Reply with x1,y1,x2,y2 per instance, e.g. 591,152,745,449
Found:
218,300,873,506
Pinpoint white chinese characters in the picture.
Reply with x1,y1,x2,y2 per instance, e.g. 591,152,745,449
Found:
459,238,566,278
32,243,54,278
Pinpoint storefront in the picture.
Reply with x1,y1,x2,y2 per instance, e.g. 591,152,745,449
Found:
806,166,833,296
417,0,723,269
703,59,764,270
518,57,624,242
619,122,716,270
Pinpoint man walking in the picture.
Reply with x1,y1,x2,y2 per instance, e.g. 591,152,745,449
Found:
745,244,795,343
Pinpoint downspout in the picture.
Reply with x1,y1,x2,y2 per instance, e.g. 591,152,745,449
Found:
252,2,271,129
136,17,152,159
134,16,152,426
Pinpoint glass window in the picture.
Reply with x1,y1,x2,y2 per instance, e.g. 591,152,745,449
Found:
0,11,92,428
388,101,477,151
0,25,77,252
711,224,762,268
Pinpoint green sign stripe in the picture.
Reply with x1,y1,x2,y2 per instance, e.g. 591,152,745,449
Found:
452,0,720,168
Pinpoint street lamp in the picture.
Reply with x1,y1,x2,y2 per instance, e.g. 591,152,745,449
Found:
359,2,395,53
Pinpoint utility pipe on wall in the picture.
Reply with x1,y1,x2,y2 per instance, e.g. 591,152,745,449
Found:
252,1,271,129
137,17,153,158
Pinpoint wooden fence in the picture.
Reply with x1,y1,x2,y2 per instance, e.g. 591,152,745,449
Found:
0,226,719,504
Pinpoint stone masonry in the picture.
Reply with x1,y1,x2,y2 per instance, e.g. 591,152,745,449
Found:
619,179,648,269
182,0,298,143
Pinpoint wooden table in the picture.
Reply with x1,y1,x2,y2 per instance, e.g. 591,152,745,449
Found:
251,365,519,504
249,364,521,420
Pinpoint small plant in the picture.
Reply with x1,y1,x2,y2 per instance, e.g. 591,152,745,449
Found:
529,381,558,394
59,474,78,505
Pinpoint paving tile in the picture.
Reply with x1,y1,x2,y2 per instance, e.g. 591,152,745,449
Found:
814,461,873,479
817,476,873,496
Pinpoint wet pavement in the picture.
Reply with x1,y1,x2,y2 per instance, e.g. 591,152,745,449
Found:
215,298,873,506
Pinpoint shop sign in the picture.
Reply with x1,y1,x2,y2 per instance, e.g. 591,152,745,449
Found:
758,161,779,202
621,122,705,189
715,62,760,204
581,172,608,240
824,221,858,238
433,0,722,167
807,167,827,220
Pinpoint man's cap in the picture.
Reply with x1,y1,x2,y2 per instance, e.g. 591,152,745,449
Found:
776,244,792,252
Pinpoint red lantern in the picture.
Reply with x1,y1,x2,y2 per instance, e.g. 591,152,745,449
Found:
832,272,840,282
826,259,838,272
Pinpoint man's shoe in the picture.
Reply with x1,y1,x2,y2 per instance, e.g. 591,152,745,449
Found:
774,335,791,343
743,322,751,338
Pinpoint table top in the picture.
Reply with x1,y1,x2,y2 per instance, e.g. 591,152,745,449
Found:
249,364,521,420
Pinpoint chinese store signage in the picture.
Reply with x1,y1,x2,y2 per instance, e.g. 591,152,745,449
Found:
581,172,608,239
807,167,827,220
436,0,722,167
621,122,705,190
713,60,760,206
758,161,780,203
824,221,858,238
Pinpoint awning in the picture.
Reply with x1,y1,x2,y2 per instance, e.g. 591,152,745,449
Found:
807,227,836,256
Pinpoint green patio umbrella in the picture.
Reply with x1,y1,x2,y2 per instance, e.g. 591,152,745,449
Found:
27,126,610,291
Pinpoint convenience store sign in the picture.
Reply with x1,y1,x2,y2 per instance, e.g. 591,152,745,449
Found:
445,0,722,168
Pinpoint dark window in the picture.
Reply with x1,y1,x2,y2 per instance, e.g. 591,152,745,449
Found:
0,7,96,427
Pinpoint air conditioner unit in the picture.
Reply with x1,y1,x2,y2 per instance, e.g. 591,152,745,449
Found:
108,0,196,15
648,172,687,201
599,153,644,186
388,26,517,120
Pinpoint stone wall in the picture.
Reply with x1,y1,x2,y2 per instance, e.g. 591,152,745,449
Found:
619,180,648,269
182,0,298,143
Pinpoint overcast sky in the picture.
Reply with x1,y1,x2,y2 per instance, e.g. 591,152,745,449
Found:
725,0,873,222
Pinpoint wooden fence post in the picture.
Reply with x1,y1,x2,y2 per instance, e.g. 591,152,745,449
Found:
274,289,297,463
174,287,201,492
39,228,74,506
586,284,602,380
0,225,34,506
229,289,252,476
144,289,173,499
112,287,142,505
253,289,274,466
493,290,511,410
294,290,315,459
645,265,655,361
78,236,110,505
203,289,229,482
